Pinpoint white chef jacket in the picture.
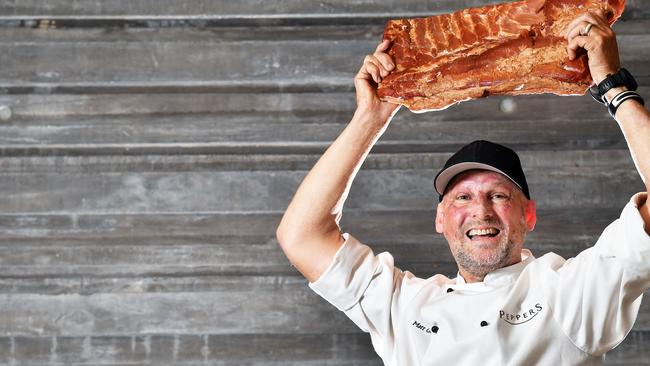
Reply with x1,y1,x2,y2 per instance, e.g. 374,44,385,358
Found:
310,194,650,365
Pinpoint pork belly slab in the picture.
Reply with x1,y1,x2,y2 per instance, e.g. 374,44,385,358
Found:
377,0,625,112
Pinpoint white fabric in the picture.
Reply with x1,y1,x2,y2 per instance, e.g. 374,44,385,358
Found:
309,193,650,365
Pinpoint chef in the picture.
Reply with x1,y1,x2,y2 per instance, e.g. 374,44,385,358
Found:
276,9,650,365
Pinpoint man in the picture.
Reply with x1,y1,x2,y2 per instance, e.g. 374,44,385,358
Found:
276,10,650,365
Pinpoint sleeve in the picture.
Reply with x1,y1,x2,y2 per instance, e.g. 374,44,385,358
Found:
550,193,650,356
309,232,422,361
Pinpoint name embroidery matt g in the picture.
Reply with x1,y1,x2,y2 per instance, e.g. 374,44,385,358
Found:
412,320,435,334
500,303,543,325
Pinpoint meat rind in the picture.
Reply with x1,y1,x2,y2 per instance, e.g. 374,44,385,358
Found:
377,0,626,112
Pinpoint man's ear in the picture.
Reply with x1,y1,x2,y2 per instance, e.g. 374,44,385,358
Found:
435,201,445,233
525,199,537,231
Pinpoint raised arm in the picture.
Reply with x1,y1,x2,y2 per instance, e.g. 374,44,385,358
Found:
276,40,400,282
566,10,650,233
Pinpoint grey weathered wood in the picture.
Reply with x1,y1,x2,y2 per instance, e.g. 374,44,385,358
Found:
0,332,645,365
0,0,647,24
0,111,626,146
605,331,650,365
0,87,646,124
0,290,358,336
0,94,636,155
0,116,628,156
1,0,648,364
0,150,642,213
0,204,625,243
0,92,358,120
0,285,647,337
0,334,381,365
0,28,648,93
0,204,628,279
0,88,642,158
0,0,504,17
0,150,635,175
0,90,639,158
0,86,645,119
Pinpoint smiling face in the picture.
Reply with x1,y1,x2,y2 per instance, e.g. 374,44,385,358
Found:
435,170,537,283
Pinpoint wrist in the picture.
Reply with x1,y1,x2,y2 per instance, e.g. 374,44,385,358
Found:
593,70,617,85
354,102,398,124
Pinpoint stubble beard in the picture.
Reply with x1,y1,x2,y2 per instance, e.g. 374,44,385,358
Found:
451,217,526,280
452,235,513,280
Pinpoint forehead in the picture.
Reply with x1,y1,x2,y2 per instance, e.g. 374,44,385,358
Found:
445,169,518,193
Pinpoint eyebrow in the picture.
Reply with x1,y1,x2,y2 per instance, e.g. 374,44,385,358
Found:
452,182,514,191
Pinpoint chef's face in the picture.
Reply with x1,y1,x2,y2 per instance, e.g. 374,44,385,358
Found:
435,170,536,282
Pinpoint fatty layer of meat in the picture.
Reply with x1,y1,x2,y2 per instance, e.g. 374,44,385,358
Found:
377,0,626,112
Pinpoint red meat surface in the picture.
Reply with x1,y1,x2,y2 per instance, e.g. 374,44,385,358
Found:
377,0,626,112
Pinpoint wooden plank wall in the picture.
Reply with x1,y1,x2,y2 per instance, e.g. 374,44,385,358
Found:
0,0,649,364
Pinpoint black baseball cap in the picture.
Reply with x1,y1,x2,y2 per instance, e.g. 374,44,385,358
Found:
434,140,530,201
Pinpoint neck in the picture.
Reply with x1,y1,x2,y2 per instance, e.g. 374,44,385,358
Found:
458,269,486,283
458,255,523,283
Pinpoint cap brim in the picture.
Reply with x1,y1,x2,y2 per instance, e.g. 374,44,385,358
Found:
435,162,524,196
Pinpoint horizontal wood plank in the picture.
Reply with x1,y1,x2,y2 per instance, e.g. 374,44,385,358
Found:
0,290,359,336
0,0,504,17
0,89,644,158
1,86,647,119
0,150,642,213
0,207,639,287
0,149,636,174
0,331,645,365
0,93,638,155
0,116,629,155
0,0,647,25
0,29,648,93
0,287,646,337
0,333,380,365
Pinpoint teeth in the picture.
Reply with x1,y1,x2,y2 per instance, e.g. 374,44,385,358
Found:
468,228,499,237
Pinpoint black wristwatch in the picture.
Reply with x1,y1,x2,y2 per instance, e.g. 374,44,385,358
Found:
589,68,638,104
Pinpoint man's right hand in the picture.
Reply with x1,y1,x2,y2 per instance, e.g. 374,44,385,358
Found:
276,39,403,282
354,40,401,119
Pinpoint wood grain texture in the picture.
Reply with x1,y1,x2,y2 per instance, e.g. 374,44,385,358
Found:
0,334,381,365
0,283,647,337
0,291,358,337
0,150,642,214
0,0,647,24
0,332,645,365
0,92,640,154
0,208,632,281
0,28,648,94
1,89,645,159
1,1,649,364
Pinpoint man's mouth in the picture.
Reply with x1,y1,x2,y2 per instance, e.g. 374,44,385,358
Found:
466,227,501,239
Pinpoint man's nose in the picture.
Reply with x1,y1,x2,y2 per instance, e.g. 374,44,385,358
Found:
471,198,495,219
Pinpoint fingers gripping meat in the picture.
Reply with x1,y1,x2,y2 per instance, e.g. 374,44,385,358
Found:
377,0,626,112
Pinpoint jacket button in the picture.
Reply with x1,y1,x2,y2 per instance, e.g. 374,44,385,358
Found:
431,325,439,333
480,321,489,327
446,288,454,293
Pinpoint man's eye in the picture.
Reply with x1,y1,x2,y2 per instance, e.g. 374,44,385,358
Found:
456,194,470,201
492,193,508,200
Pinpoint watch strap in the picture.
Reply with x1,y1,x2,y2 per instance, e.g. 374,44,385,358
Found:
597,68,638,97
606,90,645,118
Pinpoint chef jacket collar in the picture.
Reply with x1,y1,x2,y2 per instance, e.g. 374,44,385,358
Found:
451,249,535,291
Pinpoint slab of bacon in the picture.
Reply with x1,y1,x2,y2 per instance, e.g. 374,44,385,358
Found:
377,0,626,112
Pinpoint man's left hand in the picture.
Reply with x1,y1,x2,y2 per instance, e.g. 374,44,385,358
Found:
564,9,621,84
